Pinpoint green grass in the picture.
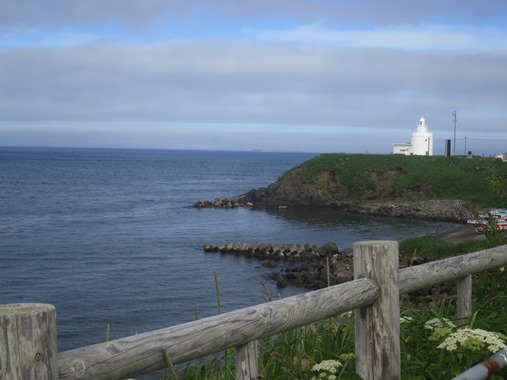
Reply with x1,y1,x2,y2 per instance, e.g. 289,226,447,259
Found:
174,276,507,379
161,239,507,379
290,154,507,207
399,235,506,259
400,216,507,259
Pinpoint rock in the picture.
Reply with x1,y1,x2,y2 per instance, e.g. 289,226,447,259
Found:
193,197,249,209
318,241,339,257
335,270,354,284
269,274,288,288
319,268,336,285
332,260,349,273
341,247,353,258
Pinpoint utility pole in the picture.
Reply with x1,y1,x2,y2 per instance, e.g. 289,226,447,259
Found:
452,109,457,155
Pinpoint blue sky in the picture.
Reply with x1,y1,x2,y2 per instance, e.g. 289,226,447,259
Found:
0,1,506,154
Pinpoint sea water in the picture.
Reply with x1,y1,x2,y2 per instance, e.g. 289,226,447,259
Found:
0,147,454,368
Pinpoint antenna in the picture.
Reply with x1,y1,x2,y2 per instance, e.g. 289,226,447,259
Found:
452,109,457,155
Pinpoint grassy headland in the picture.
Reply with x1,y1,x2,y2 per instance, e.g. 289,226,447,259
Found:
291,153,507,206
240,154,507,222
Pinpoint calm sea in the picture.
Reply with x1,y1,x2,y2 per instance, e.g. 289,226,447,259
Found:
0,147,454,360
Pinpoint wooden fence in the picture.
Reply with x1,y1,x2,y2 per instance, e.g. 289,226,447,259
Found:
1,241,507,380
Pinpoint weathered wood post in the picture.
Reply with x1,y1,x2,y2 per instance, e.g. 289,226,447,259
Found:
457,274,472,327
235,339,258,380
354,241,400,380
0,303,58,380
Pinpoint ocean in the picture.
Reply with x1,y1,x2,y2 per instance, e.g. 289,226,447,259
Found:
0,147,454,373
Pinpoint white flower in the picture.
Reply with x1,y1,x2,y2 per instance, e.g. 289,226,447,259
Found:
400,316,414,324
311,359,343,374
437,328,506,353
424,317,456,331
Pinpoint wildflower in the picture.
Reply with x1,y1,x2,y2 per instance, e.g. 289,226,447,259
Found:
437,328,506,354
424,317,456,331
400,316,413,324
311,359,343,379
424,317,456,342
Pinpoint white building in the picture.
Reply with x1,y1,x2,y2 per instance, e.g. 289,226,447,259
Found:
496,153,507,162
393,117,434,156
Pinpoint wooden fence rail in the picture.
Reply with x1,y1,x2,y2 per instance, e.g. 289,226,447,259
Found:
1,241,507,380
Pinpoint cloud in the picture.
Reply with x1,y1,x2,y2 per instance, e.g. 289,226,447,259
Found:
247,24,507,51
1,1,505,27
0,1,505,153
1,41,505,131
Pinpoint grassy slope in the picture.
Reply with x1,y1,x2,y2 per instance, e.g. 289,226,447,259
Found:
292,154,507,208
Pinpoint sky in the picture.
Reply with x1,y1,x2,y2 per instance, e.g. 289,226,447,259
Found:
0,1,506,154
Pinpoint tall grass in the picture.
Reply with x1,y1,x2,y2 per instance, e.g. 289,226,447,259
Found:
132,235,506,380
175,274,506,379
399,234,505,259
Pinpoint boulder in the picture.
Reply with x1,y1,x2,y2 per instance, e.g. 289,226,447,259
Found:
318,241,339,257
269,274,288,288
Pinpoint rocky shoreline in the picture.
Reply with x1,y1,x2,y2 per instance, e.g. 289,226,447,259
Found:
194,196,481,290
202,239,434,290
194,175,484,291
194,197,476,223
202,223,482,290
202,239,350,289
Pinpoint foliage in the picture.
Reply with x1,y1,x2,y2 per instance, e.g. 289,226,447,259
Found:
155,263,507,379
149,237,507,380
399,233,505,259
170,283,507,379
257,315,360,379
398,296,507,379
292,153,507,207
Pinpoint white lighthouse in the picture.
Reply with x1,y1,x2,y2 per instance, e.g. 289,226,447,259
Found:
393,116,434,156
411,117,433,156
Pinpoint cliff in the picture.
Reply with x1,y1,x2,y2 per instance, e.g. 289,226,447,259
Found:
196,153,507,223
239,170,473,222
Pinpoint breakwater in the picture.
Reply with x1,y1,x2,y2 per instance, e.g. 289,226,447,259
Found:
203,241,338,260
202,240,435,289
203,241,350,288
194,198,251,208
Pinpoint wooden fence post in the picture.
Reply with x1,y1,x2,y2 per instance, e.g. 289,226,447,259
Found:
235,339,258,380
457,274,472,327
354,241,400,380
0,303,58,380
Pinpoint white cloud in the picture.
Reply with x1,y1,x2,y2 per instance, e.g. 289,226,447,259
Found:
0,1,506,152
246,24,507,51
0,41,505,131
